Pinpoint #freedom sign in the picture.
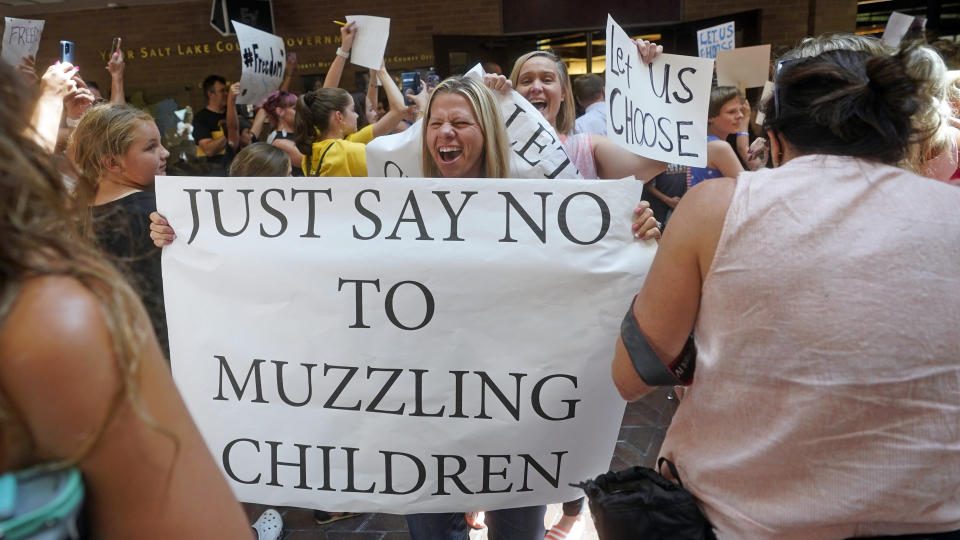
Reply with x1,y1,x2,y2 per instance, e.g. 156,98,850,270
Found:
157,176,652,512
605,15,713,168
233,20,285,105
2,18,44,66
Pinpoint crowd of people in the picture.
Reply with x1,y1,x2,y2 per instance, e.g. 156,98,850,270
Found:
1,11,959,540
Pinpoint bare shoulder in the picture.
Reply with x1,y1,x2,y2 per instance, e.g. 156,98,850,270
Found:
706,138,733,151
0,276,122,462
666,177,736,273
682,176,736,211
0,275,116,378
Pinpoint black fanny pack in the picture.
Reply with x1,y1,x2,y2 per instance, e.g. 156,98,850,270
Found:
577,458,715,540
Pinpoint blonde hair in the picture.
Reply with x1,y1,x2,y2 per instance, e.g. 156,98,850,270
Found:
899,45,958,174
509,50,576,135
70,103,156,211
420,76,511,179
779,36,952,175
228,143,291,177
0,63,162,467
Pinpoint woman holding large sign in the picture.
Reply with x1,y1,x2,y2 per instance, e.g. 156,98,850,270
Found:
407,74,660,540
612,47,960,538
404,75,544,540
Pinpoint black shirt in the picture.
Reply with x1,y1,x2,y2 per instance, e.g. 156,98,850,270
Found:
192,108,228,171
92,191,169,359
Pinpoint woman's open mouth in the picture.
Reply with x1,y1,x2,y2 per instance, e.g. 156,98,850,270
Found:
529,99,547,112
438,145,463,163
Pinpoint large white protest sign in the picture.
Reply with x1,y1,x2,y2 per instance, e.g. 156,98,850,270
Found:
605,15,713,168
367,63,582,180
233,21,285,105
2,18,44,66
697,21,734,59
346,15,390,70
157,175,652,512
882,11,913,47
716,44,771,90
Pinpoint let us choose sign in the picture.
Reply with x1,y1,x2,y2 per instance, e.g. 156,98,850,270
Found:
157,175,653,512
605,14,714,168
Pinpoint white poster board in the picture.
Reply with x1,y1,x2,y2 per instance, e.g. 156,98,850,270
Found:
716,44,771,89
233,20,285,105
605,15,714,168
346,15,390,70
696,21,734,59
157,175,652,512
2,17,44,66
881,11,914,47
366,64,582,180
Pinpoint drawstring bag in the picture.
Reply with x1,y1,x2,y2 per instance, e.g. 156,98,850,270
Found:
577,458,715,540
0,466,84,539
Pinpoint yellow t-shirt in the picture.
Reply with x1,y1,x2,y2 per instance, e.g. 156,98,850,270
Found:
302,124,375,177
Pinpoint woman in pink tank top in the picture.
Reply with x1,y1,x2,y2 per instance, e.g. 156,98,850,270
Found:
612,47,960,539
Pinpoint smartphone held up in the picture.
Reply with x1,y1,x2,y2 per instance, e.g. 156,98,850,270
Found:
59,40,75,64
401,71,420,106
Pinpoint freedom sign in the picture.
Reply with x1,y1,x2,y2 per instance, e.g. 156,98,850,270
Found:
2,18,44,66
605,15,713,168
233,20,285,105
157,175,653,512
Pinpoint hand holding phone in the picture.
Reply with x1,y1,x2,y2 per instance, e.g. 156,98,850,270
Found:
60,40,75,64
401,72,421,106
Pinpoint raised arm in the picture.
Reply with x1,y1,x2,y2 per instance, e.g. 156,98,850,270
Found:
226,83,240,150
733,99,767,170
29,62,78,153
107,40,125,104
250,106,268,141
323,21,356,89
370,65,412,138
365,69,379,117
280,53,297,92
612,178,734,400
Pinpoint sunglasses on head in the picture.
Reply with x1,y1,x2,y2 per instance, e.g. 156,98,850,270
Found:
773,58,799,121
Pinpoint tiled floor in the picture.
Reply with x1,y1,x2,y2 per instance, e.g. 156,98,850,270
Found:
246,387,680,539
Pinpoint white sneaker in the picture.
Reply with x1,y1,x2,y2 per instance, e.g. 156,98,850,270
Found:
251,508,283,540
